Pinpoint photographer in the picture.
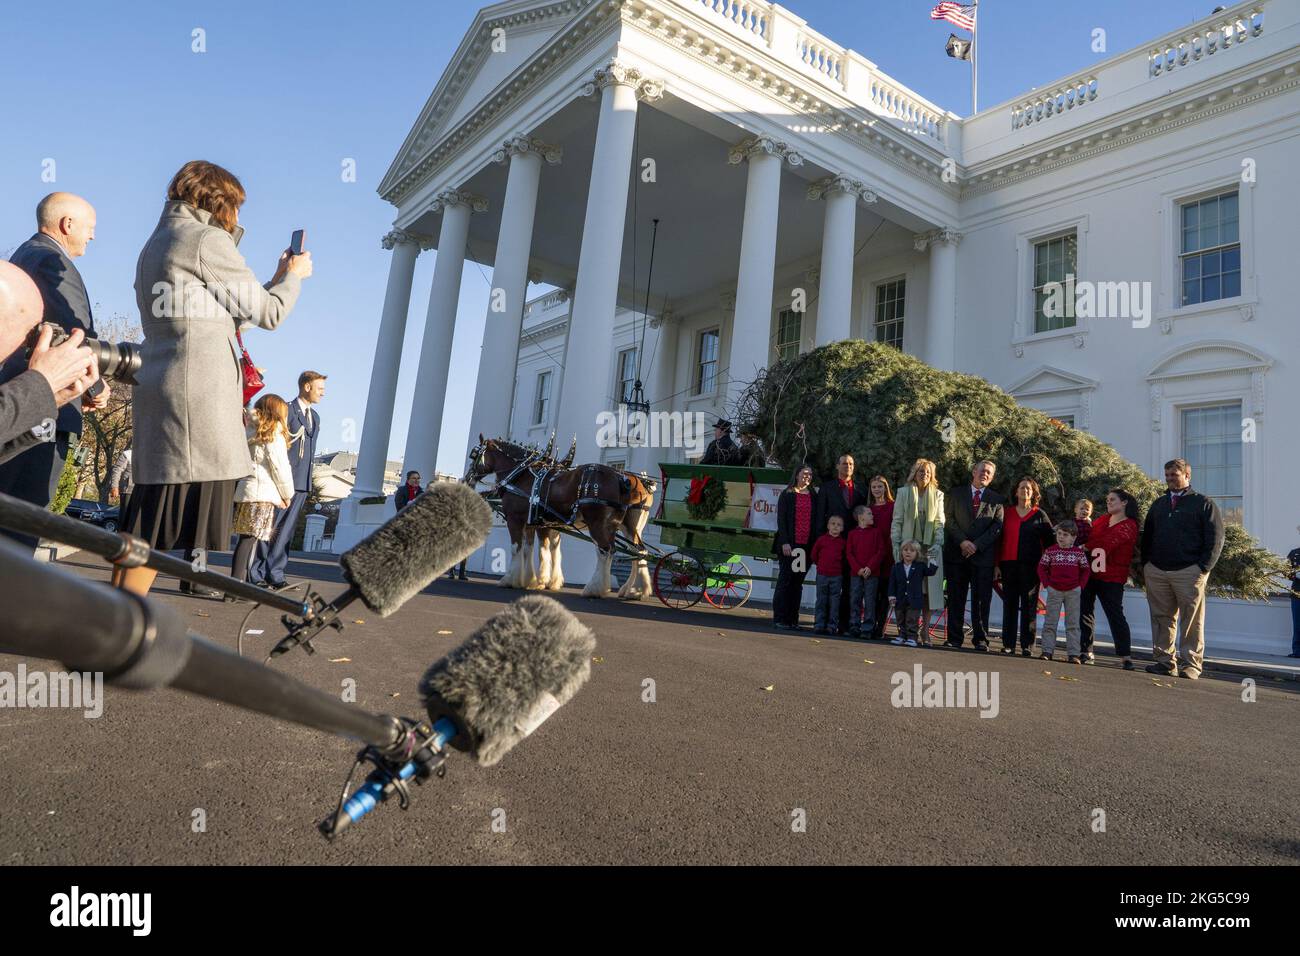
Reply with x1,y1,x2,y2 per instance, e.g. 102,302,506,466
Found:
115,160,312,597
0,194,109,548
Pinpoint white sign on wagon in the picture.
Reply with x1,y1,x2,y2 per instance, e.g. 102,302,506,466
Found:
746,484,783,531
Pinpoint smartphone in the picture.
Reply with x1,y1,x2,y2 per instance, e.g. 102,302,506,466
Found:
290,229,306,256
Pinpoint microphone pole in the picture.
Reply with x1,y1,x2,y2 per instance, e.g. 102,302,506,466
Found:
0,491,311,618
0,538,402,748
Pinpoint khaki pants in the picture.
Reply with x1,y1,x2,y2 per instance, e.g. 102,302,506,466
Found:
1039,587,1082,658
1144,563,1209,677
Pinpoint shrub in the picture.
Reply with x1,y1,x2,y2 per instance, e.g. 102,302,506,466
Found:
734,340,1288,599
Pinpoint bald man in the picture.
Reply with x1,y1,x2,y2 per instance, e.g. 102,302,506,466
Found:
1,192,106,548
0,261,98,468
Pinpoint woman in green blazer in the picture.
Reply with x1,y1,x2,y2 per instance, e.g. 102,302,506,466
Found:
890,458,946,643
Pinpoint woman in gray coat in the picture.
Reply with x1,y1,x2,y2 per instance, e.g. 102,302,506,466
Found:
115,161,312,596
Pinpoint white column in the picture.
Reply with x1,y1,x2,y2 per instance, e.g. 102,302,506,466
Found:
467,136,561,445
631,309,678,473
351,230,425,498
401,189,486,480
556,60,663,463
810,176,875,346
917,227,961,370
725,136,801,406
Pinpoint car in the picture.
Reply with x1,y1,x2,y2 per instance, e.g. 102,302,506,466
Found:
82,505,121,533
63,498,104,521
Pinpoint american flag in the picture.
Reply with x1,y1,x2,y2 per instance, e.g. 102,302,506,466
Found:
930,1,976,32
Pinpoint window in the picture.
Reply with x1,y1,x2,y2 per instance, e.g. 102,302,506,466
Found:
1180,190,1240,306
1181,402,1242,525
874,278,906,349
695,328,719,394
532,370,551,425
775,309,801,363
1033,232,1077,333
616,348,638,404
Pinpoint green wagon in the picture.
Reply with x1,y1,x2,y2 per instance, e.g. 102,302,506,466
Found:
649,461,791,611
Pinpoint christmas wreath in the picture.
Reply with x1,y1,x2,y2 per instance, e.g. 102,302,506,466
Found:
686,475,728,522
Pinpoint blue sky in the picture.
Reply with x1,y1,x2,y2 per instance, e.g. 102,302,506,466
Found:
0,0,1212,476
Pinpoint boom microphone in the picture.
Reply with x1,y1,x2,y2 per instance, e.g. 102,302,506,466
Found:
341,481,492,616
420,594,596,766
321,595,595,837
270,482,491,658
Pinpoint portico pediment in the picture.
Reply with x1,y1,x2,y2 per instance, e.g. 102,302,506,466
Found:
378,0,589,199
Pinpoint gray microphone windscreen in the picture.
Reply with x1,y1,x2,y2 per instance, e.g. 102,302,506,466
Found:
340,482,491,616
420,595,596,766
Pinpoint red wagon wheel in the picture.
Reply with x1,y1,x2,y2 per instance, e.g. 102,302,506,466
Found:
653,551,705,609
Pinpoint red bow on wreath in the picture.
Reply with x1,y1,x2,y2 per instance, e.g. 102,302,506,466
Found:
687,475,711,504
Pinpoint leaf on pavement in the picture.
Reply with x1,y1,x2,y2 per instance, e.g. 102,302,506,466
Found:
353,619,365,625
1041,670,1052,676
760,684,774,692
1057,676,1080,682
328,657,351,663
863,659,875,665
810,639,822,645
592,656,605,664
437,629,453,635
195,611,210,618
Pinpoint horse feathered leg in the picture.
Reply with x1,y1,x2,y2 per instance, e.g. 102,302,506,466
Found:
616,506,652,600
519,527,543,589
545,532,565,591
532,527,551,590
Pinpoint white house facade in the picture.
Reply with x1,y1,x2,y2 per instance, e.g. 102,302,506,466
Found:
335,0,1299,653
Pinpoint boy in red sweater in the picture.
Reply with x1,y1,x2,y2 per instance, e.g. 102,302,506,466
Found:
846,505,889,639
1037,521,1091,662
811,515,847,634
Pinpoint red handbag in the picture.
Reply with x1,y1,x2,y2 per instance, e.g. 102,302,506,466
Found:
235,327,264,405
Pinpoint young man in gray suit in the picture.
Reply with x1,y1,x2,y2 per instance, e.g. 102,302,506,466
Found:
252,370,325,590
0,193,109,549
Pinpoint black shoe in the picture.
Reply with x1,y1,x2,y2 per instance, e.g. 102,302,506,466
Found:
457,573,468,581
179,581,221,599
973,642,990,653
1122,659,1136,671
265,580,291,592
1000,646,1016,656
942,641,962,650
1145,663,1176,676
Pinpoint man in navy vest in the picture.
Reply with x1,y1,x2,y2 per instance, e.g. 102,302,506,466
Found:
252,370,325,589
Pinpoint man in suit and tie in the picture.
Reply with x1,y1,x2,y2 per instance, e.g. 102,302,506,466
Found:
0,193,110,550
943,459,1006,651
816,453,868,634
252,370,326,590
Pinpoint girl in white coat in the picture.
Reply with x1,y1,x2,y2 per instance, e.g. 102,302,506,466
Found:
229,393,294,592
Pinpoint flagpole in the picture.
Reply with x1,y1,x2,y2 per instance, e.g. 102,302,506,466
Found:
972,0,979,114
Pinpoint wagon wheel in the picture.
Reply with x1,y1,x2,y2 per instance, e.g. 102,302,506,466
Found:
653,551,705,609
703,557,752,610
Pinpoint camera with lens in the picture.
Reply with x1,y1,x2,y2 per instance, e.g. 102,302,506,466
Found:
23,321,142,388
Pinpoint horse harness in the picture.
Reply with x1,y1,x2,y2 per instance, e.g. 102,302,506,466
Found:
495,453,630,528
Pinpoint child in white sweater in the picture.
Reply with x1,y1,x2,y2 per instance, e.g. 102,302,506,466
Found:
230,394,295,594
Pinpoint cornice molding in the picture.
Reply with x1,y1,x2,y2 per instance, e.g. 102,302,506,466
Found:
728,135,804,167
963,62,1300,199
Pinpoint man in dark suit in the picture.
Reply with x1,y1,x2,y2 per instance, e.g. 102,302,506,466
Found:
943,459,1006,650
0,193,108,549
815,453,867,634
252,370,326,589
699,419,738,465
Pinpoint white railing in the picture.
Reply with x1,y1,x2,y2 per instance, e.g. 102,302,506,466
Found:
1011,74,1100,130
1148,6,1265,77
796,31,843,85
870,74,946,141
678,0,952,147
697,0,769,41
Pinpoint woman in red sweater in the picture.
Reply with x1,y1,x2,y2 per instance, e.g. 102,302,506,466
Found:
997,477,1056,656
866,475,895,640
1080,487,1140,669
